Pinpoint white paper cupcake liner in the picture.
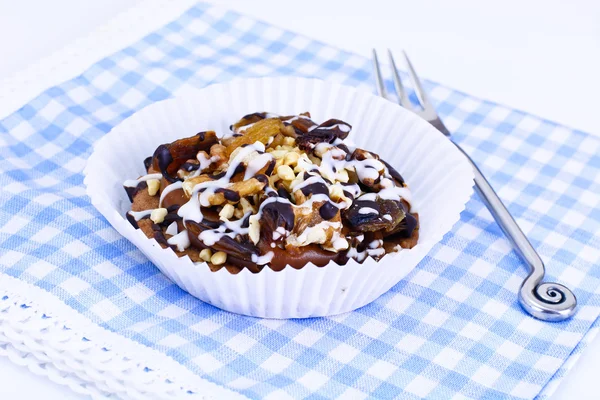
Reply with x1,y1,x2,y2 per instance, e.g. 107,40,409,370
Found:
84,77,474,318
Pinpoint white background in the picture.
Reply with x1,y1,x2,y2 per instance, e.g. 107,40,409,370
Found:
0,0,599,398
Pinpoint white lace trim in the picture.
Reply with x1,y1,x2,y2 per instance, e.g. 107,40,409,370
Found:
0,274,247,399
0,1,248,397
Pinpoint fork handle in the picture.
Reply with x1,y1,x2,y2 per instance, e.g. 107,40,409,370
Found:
453,143,577,321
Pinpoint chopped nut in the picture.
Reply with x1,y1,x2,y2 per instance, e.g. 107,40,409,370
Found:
147,179,160,196
277,165,295,181
182,175,212,197
283,151,299,166
240,197,255,214
200,248,212,262
306,226,328,244
268,133,285,149
230,178,266,197
270,149,288,160
274,158,284,170
268,174,281,188
219,204,235,220
336,168,349,183
314,144,333,158
293,189,307,205
280,124,296,137
150,208,168,224
283,137,296,146
308,154,321,165
229,146,243,163
329,184,352,206
290,174,304,191
286,223,334,248
210,144,228,168
294,154,313,173
211,251,227,265
182,181,194,197
233,207,244,219
248,215,260,244
205,178,265,206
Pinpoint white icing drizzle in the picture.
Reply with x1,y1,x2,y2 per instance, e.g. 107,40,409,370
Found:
190,152,219,177
198,214,250,246
379,186,414,210
272,226,287,241
342,183,362,198
244,153,273,180
127,209,153,221
165,221,178,236
167,230,190,252
357,193,377,201
281,114,310,125
355,159,383,181
178,142,267,224
159,181,182,207
358,207,379,215
309,142,414,211
367,247,386,258
291,175,327,192
123,173,163,188
369,239,383,249
252,251,274,265
307,123,351,133
383,214,393,221
346,246,367,263
286,220,342,248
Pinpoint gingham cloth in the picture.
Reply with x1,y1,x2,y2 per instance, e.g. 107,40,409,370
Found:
1,3,600,399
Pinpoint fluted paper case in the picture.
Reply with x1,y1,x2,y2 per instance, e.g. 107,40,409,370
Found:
84,77,474,318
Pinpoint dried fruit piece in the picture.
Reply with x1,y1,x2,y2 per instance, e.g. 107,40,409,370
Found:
311,118,351,140
230,112,268,131
225,118,286,157
152,131,218,182
259,200,295,244
342,198,405,233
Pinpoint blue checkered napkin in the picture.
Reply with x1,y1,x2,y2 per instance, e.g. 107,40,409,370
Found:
1,2,599,399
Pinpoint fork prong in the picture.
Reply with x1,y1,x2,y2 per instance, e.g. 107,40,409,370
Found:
387,49,411,108
402,50,430,108
372,49,387,98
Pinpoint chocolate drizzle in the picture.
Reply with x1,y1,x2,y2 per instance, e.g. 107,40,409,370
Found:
143,156,153,172
215,188,241,202
381,160,405,186
181,162,200,172
319,202,338,220
277,186,291,200
155,144,175,183
125,181,147,202
264,159,276,176
300,182,329,197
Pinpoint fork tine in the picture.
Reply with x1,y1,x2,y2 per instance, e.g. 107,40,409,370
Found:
371,49,387,98
387,49,411,108
402,50,430,108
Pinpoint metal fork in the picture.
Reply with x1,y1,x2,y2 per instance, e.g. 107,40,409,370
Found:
373,49,577,321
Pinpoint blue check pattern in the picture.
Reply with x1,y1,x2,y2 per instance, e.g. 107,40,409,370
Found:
1,3,600,399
